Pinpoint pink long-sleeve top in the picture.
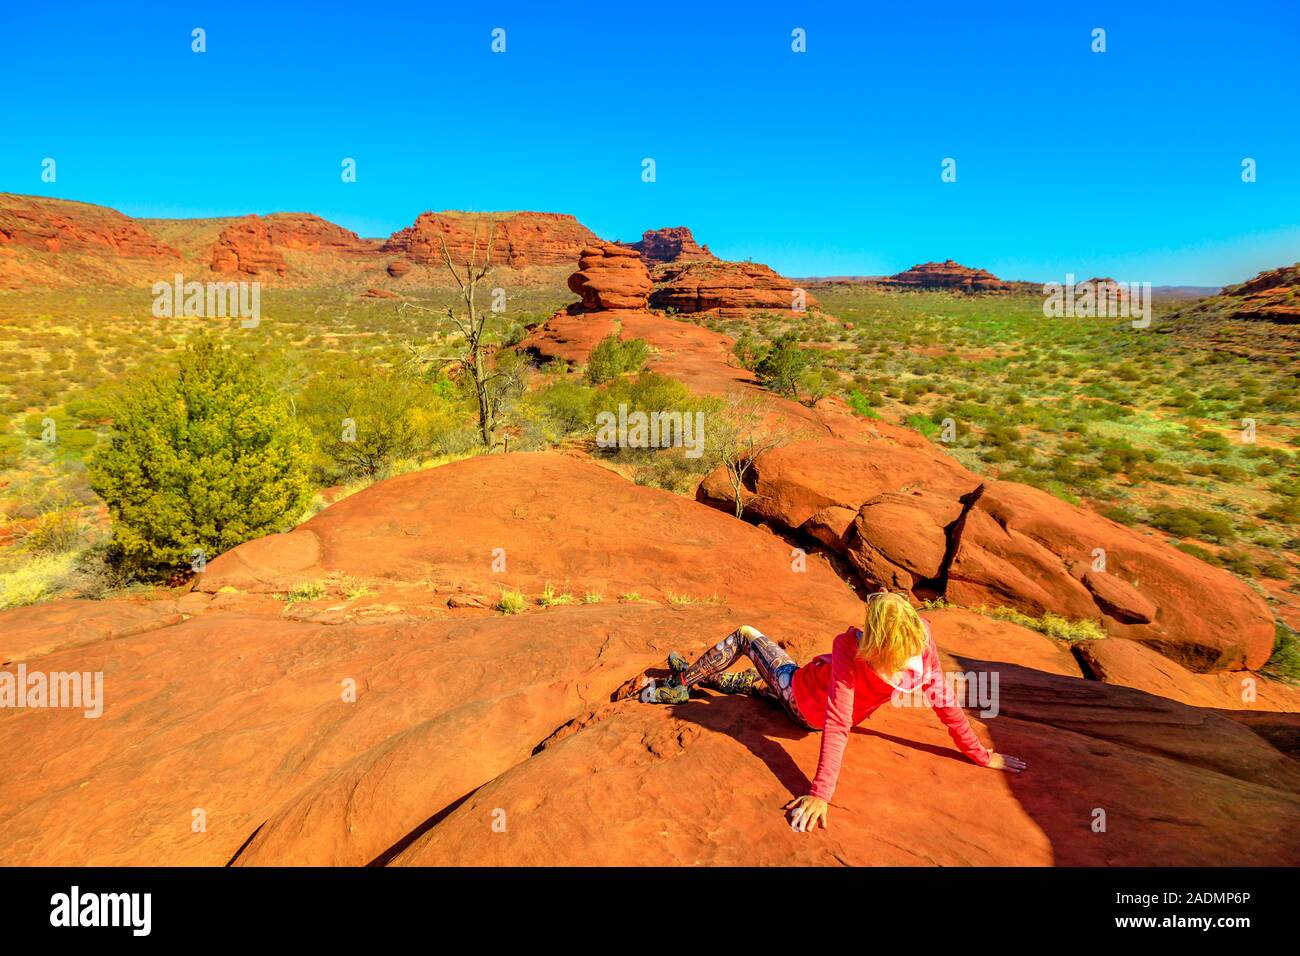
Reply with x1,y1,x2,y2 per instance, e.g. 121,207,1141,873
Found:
794,622,992,801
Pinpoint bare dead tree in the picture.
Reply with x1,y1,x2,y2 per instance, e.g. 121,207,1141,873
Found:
399,214,517,451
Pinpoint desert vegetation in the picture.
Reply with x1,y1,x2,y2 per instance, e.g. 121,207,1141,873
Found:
703,287,1298,589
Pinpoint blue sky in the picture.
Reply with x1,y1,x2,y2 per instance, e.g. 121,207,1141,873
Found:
2,1,1296,284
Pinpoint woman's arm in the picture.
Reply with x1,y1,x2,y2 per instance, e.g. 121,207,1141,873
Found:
922,644,1025,771
807,630,858,801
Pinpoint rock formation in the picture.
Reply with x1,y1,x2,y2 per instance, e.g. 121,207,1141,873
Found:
210,216,288,276
566,243,653,312
1,453,1296,867
381,211,599,269
623,226,715,264
0,192,179,260
264,213,373,256
877,260,1011,293
649,259,818,316
698,441,1275,672
1173,263,1300,325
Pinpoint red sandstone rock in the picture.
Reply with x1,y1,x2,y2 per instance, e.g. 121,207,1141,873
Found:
265,213,373,255
700,450,1274,672
0,598,183,663
846,491,965,594
386,260,411,278
623,226,716,264
1074,637,1300,713
1185,263,1300,324
210,216,287,276
381,211,599,268
956,481,1268,671
0,193,178,260
566,243,653,311
2,455,1296,867
650,259,819,316
877,260,1011,293
697,437,980,533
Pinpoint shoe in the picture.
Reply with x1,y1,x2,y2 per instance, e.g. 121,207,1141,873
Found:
640,680,690,704
667,651,689,675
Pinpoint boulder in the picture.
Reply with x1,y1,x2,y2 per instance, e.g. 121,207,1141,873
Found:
846,490,965,593
1074,637,1300,713
566,243,653,312
650,259,819,316
948,482,1275,671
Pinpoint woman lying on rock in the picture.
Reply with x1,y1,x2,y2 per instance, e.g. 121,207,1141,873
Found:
640,591,1026,832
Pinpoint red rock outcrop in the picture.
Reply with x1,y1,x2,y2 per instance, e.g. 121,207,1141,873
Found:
877,260,1011,293
210,216,287,276
4,455,1297,867
0,193,178,259
265,213,374,255
566,243,653,311
381,211,599,268
386,260,410,278
1074,637,1300,714
1173,263,1300,324
650,259,819,316
623,226,716,264
698,451,1275,672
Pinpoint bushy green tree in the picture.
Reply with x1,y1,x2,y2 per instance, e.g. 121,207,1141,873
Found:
89,335,313,575
754,332,813,398
300,357,457,482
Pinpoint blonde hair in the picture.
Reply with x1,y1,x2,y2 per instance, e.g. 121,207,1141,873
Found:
857,591,928,675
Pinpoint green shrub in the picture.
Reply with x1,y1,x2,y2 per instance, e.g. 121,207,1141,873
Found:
584,334,649,384
531,379,597,435
731,329,767,371
300,358,451,482
0,553,78,609
1263,623,1300,683
497,589,527,614
1150,506,1236,542
88,334,313,576
754,332,812,398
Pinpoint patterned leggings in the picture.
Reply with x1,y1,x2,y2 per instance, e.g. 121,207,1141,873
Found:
679,626,813,729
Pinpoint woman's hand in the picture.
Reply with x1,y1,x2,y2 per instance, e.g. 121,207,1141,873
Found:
987,752,1027,773
784,795,828,832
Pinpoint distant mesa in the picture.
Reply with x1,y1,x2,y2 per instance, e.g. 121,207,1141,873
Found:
381,210,599,269
878,260,1012,293
621,226,716,265
567,242,653,312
